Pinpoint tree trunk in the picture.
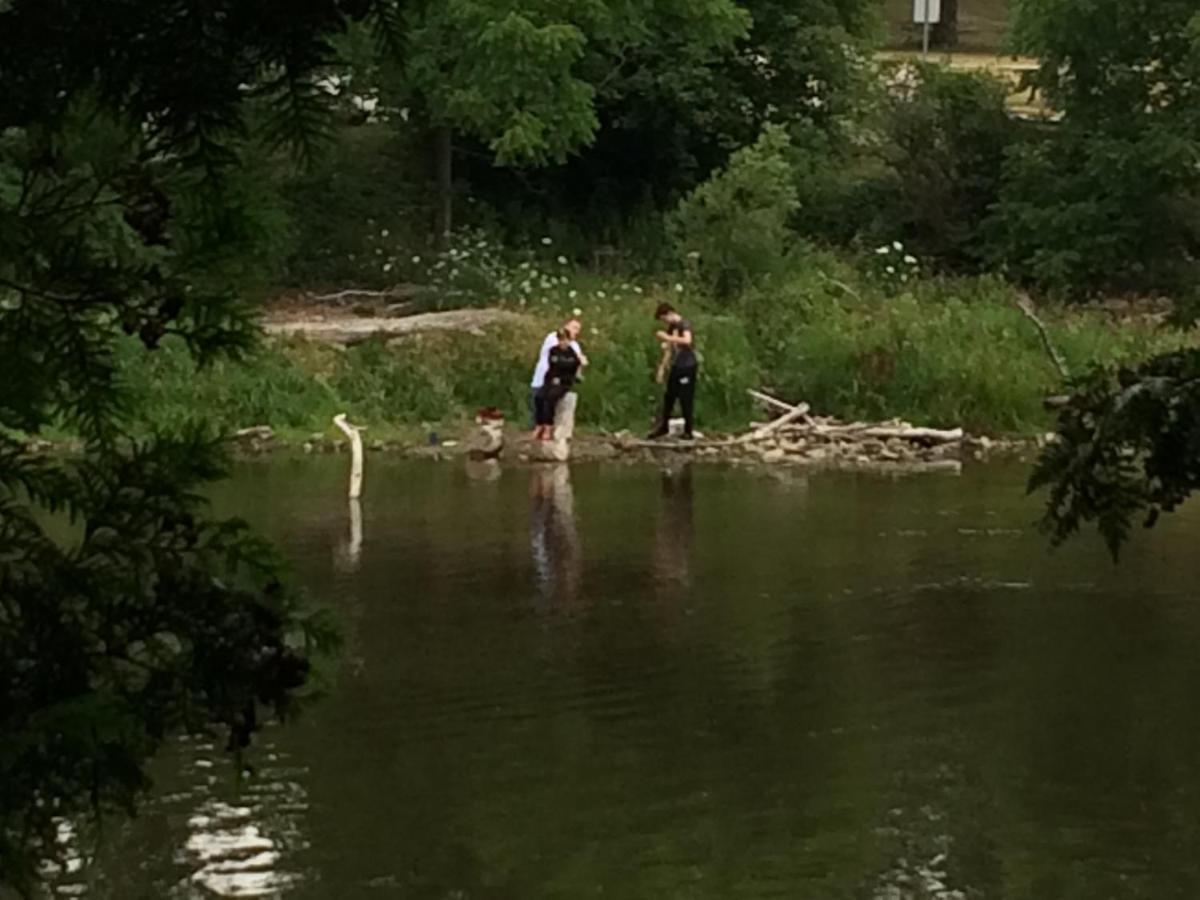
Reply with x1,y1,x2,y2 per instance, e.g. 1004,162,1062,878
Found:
933,0,959,48
434,125,453,248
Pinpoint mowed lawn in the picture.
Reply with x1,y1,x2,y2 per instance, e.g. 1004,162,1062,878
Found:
883,0,1011,52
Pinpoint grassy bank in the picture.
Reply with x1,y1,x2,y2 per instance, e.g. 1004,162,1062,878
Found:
111,260,1187,444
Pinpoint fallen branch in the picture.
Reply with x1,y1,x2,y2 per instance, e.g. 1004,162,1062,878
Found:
735,403,812,444
817,270,864,302
1016,294,1070,381
747,389,802,415
309,284,421,303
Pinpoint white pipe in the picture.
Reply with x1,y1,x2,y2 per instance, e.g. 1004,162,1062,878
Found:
333,414,364,499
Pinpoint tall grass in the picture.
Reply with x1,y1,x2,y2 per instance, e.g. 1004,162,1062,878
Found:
113,253,1188,440
738,263,1188,434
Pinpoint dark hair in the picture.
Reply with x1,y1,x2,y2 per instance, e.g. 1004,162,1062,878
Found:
654,302,675,319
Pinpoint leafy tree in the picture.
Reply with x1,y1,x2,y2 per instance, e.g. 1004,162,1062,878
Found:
1019,2,1200,551
468,0,881,240
671,125,799,298
384,0,749,237
0,0,392,891
992,0,1200,297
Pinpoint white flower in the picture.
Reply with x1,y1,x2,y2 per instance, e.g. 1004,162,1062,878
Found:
893,240,903,251
596,290,607,299
886,266,896,274
633,286,643,294
568,290,578,299
557,255,568,265
674,283,684,293
875,246,890,255
382,262,393,273
541,237,553,246
411,255,421,265
900,274,908,282
904,255,918,265
381,228,389,238
686,251,701,259
572,307,583,316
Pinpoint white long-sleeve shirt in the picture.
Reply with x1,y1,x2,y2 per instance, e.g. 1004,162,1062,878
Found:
530,332,584,388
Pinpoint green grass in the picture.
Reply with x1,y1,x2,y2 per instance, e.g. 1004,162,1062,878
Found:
110,251,1188,442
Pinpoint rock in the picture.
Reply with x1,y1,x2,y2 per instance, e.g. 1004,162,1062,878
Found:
467,419,505,460
760,449,786,464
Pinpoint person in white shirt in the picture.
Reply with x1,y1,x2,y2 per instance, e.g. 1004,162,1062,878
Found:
529,317,588,426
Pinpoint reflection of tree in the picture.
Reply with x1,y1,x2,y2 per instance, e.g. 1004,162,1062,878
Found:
529,465,582,609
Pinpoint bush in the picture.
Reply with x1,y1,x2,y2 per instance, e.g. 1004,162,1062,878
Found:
670,125,799,299
871,64,1016,270
983,127,1200,299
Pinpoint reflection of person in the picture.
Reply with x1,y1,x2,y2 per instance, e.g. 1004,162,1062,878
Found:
532,329,581,441
529,465,581,608
648,302,698,440
653,465,694,595
529,317,588,426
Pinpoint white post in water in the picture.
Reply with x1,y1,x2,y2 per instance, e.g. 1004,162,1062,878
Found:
333,414,364,499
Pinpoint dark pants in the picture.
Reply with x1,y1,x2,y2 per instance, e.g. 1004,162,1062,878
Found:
535,384,569,427
656,367,698,436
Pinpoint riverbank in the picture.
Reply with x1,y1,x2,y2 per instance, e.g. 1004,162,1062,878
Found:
104,263,1188,450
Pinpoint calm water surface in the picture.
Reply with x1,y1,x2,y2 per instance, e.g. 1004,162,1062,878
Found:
70,458,1200,899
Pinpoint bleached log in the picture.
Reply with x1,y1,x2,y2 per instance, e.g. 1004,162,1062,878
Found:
734,403,812,444
333,414,365,499
857,426,963,444
747,389,803,415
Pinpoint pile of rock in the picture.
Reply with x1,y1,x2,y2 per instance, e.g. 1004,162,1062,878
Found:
736,413,965,470
612,391,1023,473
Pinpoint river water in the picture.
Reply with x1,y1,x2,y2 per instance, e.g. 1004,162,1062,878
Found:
63,458,1200,899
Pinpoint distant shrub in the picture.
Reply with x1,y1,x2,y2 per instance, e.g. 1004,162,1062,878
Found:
670,125,800,300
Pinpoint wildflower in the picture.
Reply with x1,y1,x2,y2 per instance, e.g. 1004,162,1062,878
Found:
411,255,421,265
674,283,684,293
381,228,389,238
904,255,918,265
557,255,568,265
596,290,607,299
633,286,643,294
893,240,903,251
875,246,890,255
569,290,578,299
541,237,553,246
590,327,599,335
686,251,701,260
382,262,393,273
900,274,908,283
886,266,896,274
573,307,583,316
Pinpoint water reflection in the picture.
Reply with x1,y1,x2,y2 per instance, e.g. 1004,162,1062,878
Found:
529,465,581,608
333,497,363,572
652,465,694,598
172,737,308,898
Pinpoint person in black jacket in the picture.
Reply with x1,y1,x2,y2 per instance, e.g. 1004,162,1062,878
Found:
533,329,581,441
648,303,698,440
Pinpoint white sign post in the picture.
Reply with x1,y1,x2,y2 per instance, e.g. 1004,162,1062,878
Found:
913,0,942,58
